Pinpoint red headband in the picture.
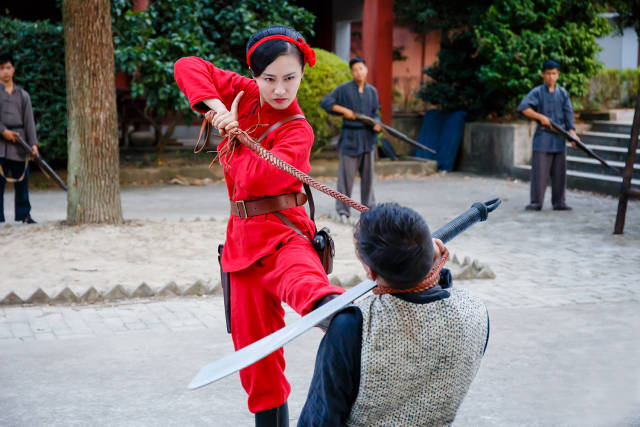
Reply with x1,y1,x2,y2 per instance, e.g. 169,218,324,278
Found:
246,35,316,69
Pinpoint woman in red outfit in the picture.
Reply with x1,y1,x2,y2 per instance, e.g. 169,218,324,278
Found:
174,26,344,426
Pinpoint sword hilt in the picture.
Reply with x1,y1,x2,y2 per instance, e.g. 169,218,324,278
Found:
432,199,501,244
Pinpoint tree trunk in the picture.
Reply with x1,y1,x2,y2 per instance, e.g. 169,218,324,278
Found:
63,0,123,224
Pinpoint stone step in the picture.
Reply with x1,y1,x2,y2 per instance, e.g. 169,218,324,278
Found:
513,164,639,196
578,131,633,148
589,121,632,135
566,155,640,179
567,144,640,163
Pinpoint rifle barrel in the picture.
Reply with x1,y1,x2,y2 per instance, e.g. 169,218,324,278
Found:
355,114,436,154
15,135,67,191
550,121,620,175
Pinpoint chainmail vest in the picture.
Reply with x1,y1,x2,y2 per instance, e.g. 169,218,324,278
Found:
346,288,488,427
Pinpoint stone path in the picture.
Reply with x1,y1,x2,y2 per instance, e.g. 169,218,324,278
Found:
1,173,639,425
1,296,638,426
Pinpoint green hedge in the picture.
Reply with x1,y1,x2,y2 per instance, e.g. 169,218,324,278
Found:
396,0,611,119
297,49,351,156
0,11,334,162
575,68,640,111
0,17,67,163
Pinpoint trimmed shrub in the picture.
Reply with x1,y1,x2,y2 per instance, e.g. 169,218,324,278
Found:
575,68,640,111
0,17,66,163
297,49,351,156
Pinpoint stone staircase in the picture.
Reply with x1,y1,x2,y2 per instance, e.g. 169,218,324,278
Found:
515,121,639,195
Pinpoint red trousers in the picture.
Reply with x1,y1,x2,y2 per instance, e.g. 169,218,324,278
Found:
230,236,345,413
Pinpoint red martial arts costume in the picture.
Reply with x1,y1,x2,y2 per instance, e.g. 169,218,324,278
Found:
174,57,345,412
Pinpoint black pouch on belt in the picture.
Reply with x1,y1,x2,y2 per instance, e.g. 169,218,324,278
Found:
274,184,335,275
218,244,232,334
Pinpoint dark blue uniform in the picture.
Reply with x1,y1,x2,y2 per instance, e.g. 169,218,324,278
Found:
320,81,380,216
517,84,575,209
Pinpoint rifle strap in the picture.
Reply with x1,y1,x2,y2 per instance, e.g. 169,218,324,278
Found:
0,157,29,183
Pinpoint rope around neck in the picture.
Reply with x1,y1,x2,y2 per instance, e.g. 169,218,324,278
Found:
373,241,449,294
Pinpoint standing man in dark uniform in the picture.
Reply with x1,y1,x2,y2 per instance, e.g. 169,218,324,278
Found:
0,53,39,224
321,57,381,222
518,59,577,211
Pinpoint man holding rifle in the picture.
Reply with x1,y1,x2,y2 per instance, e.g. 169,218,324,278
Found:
0,53,38,224
321,57,381,222
298,203,489,426
518,59,577,211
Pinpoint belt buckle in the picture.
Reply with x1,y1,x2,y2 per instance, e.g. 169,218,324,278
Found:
235,200,248,218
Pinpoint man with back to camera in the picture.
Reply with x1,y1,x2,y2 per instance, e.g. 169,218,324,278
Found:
320,57,381,223
297,203,489,426
0,52,39,224
518,59,578,211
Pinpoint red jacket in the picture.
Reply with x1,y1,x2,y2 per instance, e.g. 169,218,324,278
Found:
174,57,316,272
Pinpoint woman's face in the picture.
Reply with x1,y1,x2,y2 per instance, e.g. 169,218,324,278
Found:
254,53,303,110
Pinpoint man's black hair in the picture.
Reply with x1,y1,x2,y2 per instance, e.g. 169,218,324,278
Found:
354,203,434,289
246,26,305,77
0,53,14,67
349,57,365,69
542,59,560,72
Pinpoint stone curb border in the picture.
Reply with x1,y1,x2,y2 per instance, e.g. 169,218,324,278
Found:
0,280,220,307
0,276,364,307
0,255,494,307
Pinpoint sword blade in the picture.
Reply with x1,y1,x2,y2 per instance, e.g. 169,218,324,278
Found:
188,279,375,390
188,198,501,390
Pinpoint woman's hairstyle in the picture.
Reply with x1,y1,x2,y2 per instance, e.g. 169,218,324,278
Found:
355,203,434,289
245,26,314,77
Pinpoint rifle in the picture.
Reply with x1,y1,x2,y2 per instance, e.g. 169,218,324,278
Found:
550,121,621,175
354,113,436,154
14,134,67,191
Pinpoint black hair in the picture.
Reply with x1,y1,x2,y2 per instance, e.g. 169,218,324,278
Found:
246,25,305,77
354,203,434,289
0,53,14,67
349,57,365,69
542,59,560,72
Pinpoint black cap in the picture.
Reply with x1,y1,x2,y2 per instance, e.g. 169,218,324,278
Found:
542,59,560,71
349,57,365,68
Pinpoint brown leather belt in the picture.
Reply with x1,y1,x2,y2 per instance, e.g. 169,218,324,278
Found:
230,192,307,219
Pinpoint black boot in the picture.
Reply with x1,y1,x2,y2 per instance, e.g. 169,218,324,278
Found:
255,401,289,427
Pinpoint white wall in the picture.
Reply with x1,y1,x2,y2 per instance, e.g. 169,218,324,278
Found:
597,26,638,69
334,21,352,61
331,0,363,60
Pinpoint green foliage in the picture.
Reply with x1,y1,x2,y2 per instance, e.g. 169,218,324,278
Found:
0,17,66,163
606,0,640,36
397,0,611,119
297,49,351,156
575,68,640,110
201,0,315,75
420,31,491,118
475,0,611,116
110,0,315,155
111,0,215,134
394,0,491,32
